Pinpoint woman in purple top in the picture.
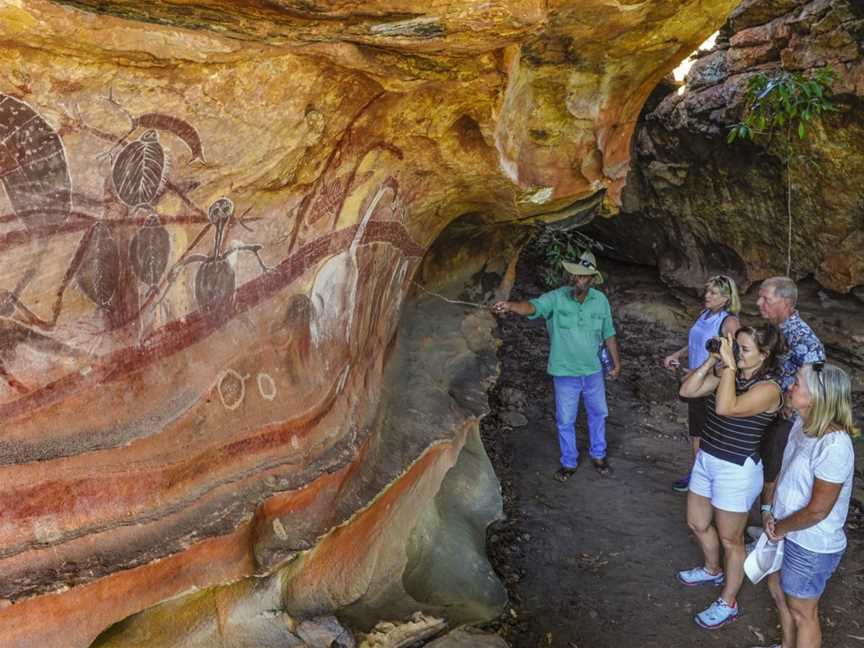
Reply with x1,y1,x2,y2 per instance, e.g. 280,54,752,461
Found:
663,275,742,491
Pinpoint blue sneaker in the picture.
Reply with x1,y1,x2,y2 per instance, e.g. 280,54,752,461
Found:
676,566,724,587
672,473,690,492
694,597,739,629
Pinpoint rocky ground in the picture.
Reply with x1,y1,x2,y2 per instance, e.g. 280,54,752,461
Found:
480,243,864,648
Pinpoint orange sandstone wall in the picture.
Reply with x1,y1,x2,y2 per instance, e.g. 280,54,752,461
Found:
0,1,735,643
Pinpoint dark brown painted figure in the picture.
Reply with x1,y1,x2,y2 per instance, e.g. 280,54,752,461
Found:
271,294,314,385
0,93,71,230
164,197,268,318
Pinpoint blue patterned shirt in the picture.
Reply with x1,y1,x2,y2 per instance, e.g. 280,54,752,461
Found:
779,311,825,391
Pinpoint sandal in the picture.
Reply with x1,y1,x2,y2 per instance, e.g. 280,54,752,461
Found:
553,467,578,482
592,458,612,477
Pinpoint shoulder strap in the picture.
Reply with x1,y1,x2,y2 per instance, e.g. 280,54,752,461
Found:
750,379,784,414
718,312,732,335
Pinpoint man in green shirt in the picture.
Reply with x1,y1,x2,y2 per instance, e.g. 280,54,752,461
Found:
492,251,620,481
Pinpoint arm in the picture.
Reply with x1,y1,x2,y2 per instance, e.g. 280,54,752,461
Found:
605,334,621,379
714,333,782,416
760,480,777,527
767,479,843,540
491,301,535,317
679,355,721,398
663,345,688,370
721,315,740,337
715,375,781,417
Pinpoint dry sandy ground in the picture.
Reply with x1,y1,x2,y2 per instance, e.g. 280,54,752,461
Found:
481,252,864,648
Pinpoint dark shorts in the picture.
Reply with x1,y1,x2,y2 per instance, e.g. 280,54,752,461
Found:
781,539,844,599
760,416,793,483
687,397,707,438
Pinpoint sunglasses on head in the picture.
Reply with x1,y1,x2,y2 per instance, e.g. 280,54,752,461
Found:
812,361,826,396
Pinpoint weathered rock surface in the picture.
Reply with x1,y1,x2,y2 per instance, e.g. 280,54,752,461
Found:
0,1,733,645
425,627,509,647
587,0,864,294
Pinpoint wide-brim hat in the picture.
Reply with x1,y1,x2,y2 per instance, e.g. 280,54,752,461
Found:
562,251,604,285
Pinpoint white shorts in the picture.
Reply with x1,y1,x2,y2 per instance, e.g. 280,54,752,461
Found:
689,449,763,513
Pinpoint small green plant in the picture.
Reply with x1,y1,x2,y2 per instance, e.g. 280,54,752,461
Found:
727,69,837,143
535,225,606,289
727,68,837,274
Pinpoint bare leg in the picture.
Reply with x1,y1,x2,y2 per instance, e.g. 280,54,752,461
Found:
715,508,748,605
767,572,796,647
687,492,721,573
788,595,821,648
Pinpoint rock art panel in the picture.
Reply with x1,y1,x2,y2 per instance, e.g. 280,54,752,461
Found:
0,0,737,644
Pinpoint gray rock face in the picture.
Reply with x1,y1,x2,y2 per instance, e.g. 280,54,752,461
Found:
425,627,509,647
587,0,864,296
500,410,529,427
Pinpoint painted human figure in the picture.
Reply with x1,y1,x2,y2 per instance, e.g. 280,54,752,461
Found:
492,251,620,481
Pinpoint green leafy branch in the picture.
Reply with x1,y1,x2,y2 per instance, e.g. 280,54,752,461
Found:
727,68,838,144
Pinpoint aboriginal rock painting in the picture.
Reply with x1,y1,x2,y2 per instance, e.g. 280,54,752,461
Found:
0,89,422,423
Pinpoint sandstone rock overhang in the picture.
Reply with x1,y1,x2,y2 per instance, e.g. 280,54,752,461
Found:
0,1,735,644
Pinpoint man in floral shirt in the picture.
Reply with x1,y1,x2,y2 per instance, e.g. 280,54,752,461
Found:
756,276,825,498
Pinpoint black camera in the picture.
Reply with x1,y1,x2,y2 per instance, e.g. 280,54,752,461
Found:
705,338,740,357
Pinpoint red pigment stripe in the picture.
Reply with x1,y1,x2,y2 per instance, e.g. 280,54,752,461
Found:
0,222,422,422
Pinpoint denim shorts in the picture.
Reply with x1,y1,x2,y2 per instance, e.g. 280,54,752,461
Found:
780,539,844,599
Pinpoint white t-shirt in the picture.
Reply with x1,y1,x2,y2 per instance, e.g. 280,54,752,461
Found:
773,417,855,553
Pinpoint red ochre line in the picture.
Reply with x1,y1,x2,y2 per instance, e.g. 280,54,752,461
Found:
0,211,218,252
0,221,423,423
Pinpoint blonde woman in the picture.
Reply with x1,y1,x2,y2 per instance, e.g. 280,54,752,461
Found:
759,363,859,648
664,275,742,492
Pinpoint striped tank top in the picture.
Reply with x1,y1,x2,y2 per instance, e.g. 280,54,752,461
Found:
701,374,781,466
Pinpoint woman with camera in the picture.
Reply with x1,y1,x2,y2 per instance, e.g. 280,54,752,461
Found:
677,325,784,629
758,363,858,648
663,275,742,492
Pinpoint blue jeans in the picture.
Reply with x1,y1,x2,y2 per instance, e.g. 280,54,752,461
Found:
553,372,608,468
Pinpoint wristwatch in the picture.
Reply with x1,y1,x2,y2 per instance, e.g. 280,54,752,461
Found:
760,504,773,514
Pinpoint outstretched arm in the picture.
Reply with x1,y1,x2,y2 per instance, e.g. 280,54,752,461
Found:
663,345,688,370
492,301,535,317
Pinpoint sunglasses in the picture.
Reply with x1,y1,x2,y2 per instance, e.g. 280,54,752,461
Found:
812,361,826,396
575,258,596,270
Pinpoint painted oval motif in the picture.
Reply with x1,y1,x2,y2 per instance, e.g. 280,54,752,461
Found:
0,93,71,229
217,369,247,410
76,222,120,308
111,130,165,208
129,214,171,287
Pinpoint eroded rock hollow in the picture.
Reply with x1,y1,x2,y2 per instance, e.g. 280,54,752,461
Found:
589,0,864,294
0,1,734,645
